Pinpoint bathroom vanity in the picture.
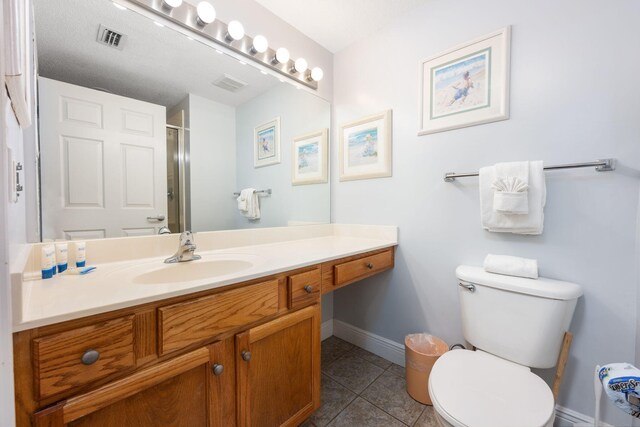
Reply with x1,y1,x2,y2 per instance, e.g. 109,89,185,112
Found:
11,225,397,426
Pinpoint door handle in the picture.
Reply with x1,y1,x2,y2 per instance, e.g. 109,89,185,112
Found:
146,215,166,222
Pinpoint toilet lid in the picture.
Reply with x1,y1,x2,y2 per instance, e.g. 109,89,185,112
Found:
429,350,554,427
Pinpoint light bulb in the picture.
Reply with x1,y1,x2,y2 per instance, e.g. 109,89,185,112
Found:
162,0,182,8
226,20,245,42
251,35,268,54
293,58,308,74
196,2,216,26
273,47,290,64
310,67,323,82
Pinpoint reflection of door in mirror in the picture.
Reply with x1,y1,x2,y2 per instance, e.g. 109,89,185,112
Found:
39,77,168,239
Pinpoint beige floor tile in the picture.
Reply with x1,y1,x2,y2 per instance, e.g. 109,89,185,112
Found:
351,346,393,369
323,353,384,394
414,406,439,427
326,397,405,427
361,371,425,425
310,375,357,427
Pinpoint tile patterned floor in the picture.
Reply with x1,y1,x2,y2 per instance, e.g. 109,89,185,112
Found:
301,336,439,427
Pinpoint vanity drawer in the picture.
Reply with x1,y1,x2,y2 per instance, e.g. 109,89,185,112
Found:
334,249,394,288
33,315,135,400
288,268,321,309
158,279,279,355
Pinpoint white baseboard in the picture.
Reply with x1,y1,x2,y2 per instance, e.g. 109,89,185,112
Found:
332,319,405,366
321,320,333,341
329,319,611,427
553,405,614,427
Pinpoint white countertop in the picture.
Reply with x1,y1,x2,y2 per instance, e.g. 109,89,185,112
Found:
14,226,397,331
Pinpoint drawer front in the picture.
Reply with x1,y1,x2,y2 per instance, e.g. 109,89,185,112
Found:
334,249,394,288
288,268,321,309
33,315,135,400
158,279,279,355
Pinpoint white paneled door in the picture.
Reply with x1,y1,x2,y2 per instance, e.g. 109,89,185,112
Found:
39,77,167,239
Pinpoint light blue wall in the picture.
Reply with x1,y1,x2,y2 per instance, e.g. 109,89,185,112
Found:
235,84,331,229
331,0,640,425
188,94,238,232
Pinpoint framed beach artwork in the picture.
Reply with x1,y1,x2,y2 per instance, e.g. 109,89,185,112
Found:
339,110,392,181
418,27,511,135
254,117,281,167
292,129,328,185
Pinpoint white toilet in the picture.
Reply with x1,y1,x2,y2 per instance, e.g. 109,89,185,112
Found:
428,265,583,427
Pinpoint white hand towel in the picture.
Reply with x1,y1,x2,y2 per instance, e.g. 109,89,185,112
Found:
483,254,539,279
479,161,546,235
493,161,529,214
238,188,260,220
492,176,529,214
236,188,253,212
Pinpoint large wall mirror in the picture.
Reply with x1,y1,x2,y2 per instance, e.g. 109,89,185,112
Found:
34,0,330,240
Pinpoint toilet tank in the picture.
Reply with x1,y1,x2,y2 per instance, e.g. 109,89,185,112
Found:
456,265,583,369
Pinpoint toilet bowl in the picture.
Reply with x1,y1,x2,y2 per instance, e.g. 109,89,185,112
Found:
428,349,555,427
427,265,582,427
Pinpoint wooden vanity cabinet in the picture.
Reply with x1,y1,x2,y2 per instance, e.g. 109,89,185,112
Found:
33,343,234,427
16,248,394,427
236,305,320,427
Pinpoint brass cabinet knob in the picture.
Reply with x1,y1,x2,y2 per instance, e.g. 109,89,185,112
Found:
212,363,224,376
81,349,100,365
241,350,251,362
366,263,374,269
303,285,313,294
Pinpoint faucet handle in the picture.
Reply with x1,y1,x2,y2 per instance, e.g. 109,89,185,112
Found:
180,231,194,246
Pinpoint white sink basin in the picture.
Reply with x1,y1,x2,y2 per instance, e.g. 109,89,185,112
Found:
132,259,255,284
104,253,263,285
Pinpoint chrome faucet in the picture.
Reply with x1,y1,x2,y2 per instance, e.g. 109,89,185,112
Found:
164,231,201,263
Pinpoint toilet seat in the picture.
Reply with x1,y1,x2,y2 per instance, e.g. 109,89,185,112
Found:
428,350,555,427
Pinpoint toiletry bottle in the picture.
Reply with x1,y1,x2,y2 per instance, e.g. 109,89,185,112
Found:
55,243,68,273
52,245,57,275
41,245,55,279
75,241,86,267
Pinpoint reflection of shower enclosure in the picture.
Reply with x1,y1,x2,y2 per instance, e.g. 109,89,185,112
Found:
166,126,181,233
166,119,190,233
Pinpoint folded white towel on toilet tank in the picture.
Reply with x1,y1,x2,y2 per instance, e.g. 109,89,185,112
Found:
483,254,539,279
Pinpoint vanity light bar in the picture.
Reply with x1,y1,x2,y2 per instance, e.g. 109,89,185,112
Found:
124,0,321,90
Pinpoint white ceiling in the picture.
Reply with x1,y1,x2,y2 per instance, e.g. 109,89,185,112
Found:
33,0,281,108
255,0,428,53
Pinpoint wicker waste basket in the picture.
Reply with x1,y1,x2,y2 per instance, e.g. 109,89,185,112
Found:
404,334,448,405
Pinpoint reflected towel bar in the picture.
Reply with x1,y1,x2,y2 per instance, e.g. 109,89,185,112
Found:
443,158,616,182
233,189,272,197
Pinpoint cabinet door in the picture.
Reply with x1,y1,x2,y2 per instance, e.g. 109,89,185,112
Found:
236,305,321,427
33,342,235,427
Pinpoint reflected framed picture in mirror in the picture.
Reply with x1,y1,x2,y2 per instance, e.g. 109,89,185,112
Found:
339,110,392,181
292,129,328,185
254,117,281,167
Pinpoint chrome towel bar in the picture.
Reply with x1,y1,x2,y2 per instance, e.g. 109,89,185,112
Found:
444,158,615,182
233,189,272,197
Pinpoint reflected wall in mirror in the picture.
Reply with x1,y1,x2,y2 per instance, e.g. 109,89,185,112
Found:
34,0,330,240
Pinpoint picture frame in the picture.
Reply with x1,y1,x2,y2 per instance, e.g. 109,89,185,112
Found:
254,117,280,167
418,26,511,135
339,110,392,181
291,128,328,185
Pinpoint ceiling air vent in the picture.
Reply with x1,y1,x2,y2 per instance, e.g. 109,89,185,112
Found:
213,74,248,92
96,24,127,50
